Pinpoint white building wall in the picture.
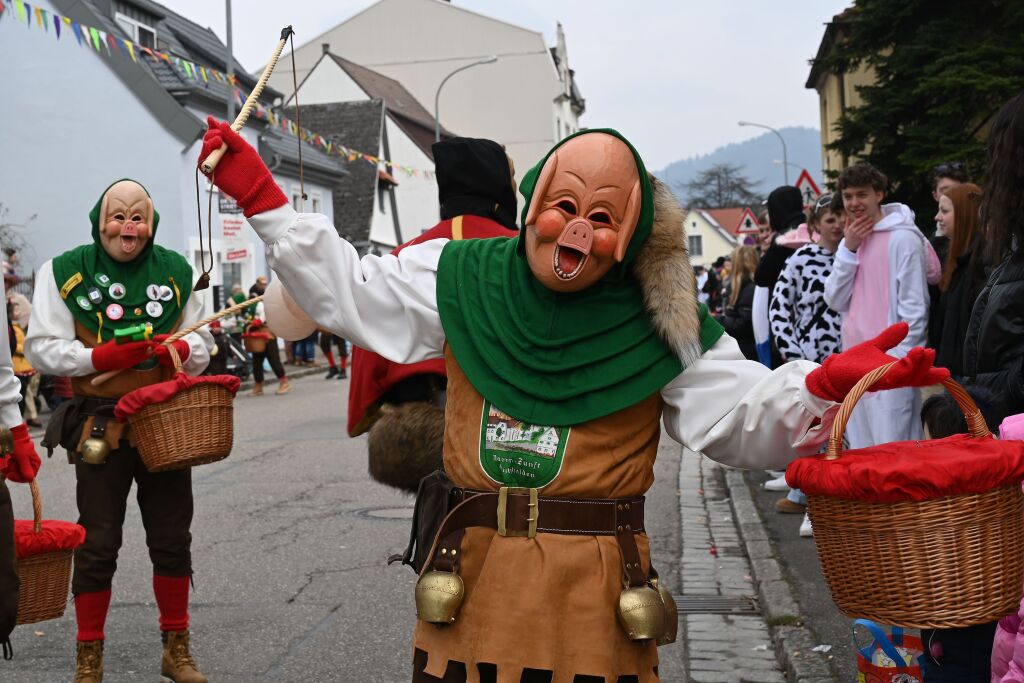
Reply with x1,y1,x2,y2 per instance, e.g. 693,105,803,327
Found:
368,117,439,248
268,0,569,192
296,56,440,249
0,0,186,276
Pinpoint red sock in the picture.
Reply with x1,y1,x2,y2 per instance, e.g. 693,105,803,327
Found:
75,589,112,642
153,575,190,632
340,356,348,370
324,350,336,368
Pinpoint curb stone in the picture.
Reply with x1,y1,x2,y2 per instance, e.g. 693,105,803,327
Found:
724,468,835,683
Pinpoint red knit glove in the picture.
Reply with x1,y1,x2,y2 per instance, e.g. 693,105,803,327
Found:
152,335,190,367
805,323,950,402
199,117,288,217
3,424,40,483
91,340,154,373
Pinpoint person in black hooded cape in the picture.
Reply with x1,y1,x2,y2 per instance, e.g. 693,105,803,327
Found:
348,137,519,493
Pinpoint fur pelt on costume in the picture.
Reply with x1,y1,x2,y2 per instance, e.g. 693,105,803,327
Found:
367,401,446,493
634,176,702,365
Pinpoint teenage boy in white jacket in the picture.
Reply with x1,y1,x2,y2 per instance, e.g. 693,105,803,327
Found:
825,163,931,448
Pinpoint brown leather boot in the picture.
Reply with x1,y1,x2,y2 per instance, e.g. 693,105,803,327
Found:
160,630,207,683
73,640,104,683
250,382,264,396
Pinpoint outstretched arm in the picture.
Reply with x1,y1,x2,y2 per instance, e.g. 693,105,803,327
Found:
199,117,446,364
248,207,446,364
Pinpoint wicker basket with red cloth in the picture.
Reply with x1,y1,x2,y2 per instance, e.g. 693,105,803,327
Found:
14,480,85,624
114,345,240,472
788,363,1024,629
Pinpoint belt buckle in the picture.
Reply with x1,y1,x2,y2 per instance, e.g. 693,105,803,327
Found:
496,486,539,539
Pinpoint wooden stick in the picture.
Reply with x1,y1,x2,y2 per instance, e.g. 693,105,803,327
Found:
90,295,264,387
200,27,294,174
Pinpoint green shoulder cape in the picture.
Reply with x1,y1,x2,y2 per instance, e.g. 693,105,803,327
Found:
436,130,723,426
51,179,193,342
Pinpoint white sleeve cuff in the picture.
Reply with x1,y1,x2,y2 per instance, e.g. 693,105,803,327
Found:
836,240,860,264
247,205,299,244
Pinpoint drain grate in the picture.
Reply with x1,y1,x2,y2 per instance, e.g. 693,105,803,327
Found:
673,594,760,615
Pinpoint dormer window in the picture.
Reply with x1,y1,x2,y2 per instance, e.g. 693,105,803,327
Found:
115,9,156,49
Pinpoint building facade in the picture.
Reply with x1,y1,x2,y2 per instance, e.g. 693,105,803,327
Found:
267,0,585,200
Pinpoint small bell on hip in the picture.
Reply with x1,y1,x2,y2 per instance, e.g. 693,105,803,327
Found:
415,570,465,625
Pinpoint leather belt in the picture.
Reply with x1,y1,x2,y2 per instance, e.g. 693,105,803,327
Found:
427,487,648,587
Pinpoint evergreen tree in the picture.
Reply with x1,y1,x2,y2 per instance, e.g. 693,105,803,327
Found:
682,163,761,208
818,1,1024,219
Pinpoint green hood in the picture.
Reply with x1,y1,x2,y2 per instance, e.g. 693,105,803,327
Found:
51,179,193,342
437,131,721,426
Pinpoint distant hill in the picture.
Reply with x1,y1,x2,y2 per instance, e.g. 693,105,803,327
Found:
655,127,823,205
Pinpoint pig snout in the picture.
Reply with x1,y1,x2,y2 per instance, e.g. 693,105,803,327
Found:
557,218,593,254
121,221,138,237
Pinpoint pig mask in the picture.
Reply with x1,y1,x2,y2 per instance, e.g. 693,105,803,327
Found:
523,133,642,292
98,180,154,263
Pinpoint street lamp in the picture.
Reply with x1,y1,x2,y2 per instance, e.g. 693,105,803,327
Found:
739,121,789,185
772,159,802,173
435,56,498,142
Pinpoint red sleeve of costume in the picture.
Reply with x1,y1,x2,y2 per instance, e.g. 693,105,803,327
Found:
346,217,515,435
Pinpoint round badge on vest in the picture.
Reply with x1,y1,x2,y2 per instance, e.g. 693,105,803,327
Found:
87,287,103,305
146,284,161,301
146,301,164,318
106,303,124,321
134,307,143,316
159,285,174,302
109,283,126,300
76,296,93,311
96,274,111,287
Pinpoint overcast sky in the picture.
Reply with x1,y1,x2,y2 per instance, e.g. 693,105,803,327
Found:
157,0,851,169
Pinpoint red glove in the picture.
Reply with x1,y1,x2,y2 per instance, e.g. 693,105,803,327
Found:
199,117,288,217
91,340,154,373
805,323,950,403
3,424,40,483
152,335,190,367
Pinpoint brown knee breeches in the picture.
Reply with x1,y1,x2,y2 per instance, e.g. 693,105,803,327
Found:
72,446,193,594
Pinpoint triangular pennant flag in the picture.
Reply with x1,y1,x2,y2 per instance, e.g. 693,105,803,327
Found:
89,27,102,52
71,20,82,45
53,12,60,38
35,6,45,31
123,39,136,62
106,32,118,56
199,66,208,83
21,2,30,26
97,29,111,54
0,1,6,20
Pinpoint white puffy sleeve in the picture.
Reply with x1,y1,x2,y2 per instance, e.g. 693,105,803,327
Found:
0,282,25,427
24,260,95,377
661,334,839,469
177,265,213,377
247,205,445,364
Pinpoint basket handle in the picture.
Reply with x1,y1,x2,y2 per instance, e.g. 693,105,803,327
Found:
826,361,990,460
29,479,41,534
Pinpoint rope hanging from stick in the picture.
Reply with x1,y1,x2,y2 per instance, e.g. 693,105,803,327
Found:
194,26,296,292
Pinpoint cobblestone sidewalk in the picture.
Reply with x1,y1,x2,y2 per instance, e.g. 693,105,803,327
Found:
676,451,786,683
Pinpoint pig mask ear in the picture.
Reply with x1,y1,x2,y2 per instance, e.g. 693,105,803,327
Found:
524,152,559,226
613,179,642,263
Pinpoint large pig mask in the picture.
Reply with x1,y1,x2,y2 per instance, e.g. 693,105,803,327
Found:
98,180,154,263
523,133,642,292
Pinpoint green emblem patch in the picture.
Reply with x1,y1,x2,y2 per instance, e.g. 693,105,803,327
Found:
479,401,569,488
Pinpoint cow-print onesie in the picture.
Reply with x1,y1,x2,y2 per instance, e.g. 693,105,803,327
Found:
769,243,842,364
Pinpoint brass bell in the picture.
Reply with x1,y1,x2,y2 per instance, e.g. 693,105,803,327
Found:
80,438,110,465
415,570,465,625
617,585,666,641
653,579,678,646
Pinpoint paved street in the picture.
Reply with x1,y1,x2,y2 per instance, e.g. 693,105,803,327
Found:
6,374,788,682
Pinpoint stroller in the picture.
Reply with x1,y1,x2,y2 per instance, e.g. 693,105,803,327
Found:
205,320,251,383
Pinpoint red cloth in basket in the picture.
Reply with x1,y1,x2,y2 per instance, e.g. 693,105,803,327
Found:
114,373,240,422
788,433,1024,503
14,519,85,559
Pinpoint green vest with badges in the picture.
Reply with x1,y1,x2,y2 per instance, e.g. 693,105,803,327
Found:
52,180,193,352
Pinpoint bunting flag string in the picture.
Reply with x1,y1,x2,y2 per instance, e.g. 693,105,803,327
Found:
1,0,435,180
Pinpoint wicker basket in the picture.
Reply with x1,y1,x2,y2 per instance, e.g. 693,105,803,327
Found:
807,363,1024,629
16,480,73,625
242,334,267,354
128,345,235,472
